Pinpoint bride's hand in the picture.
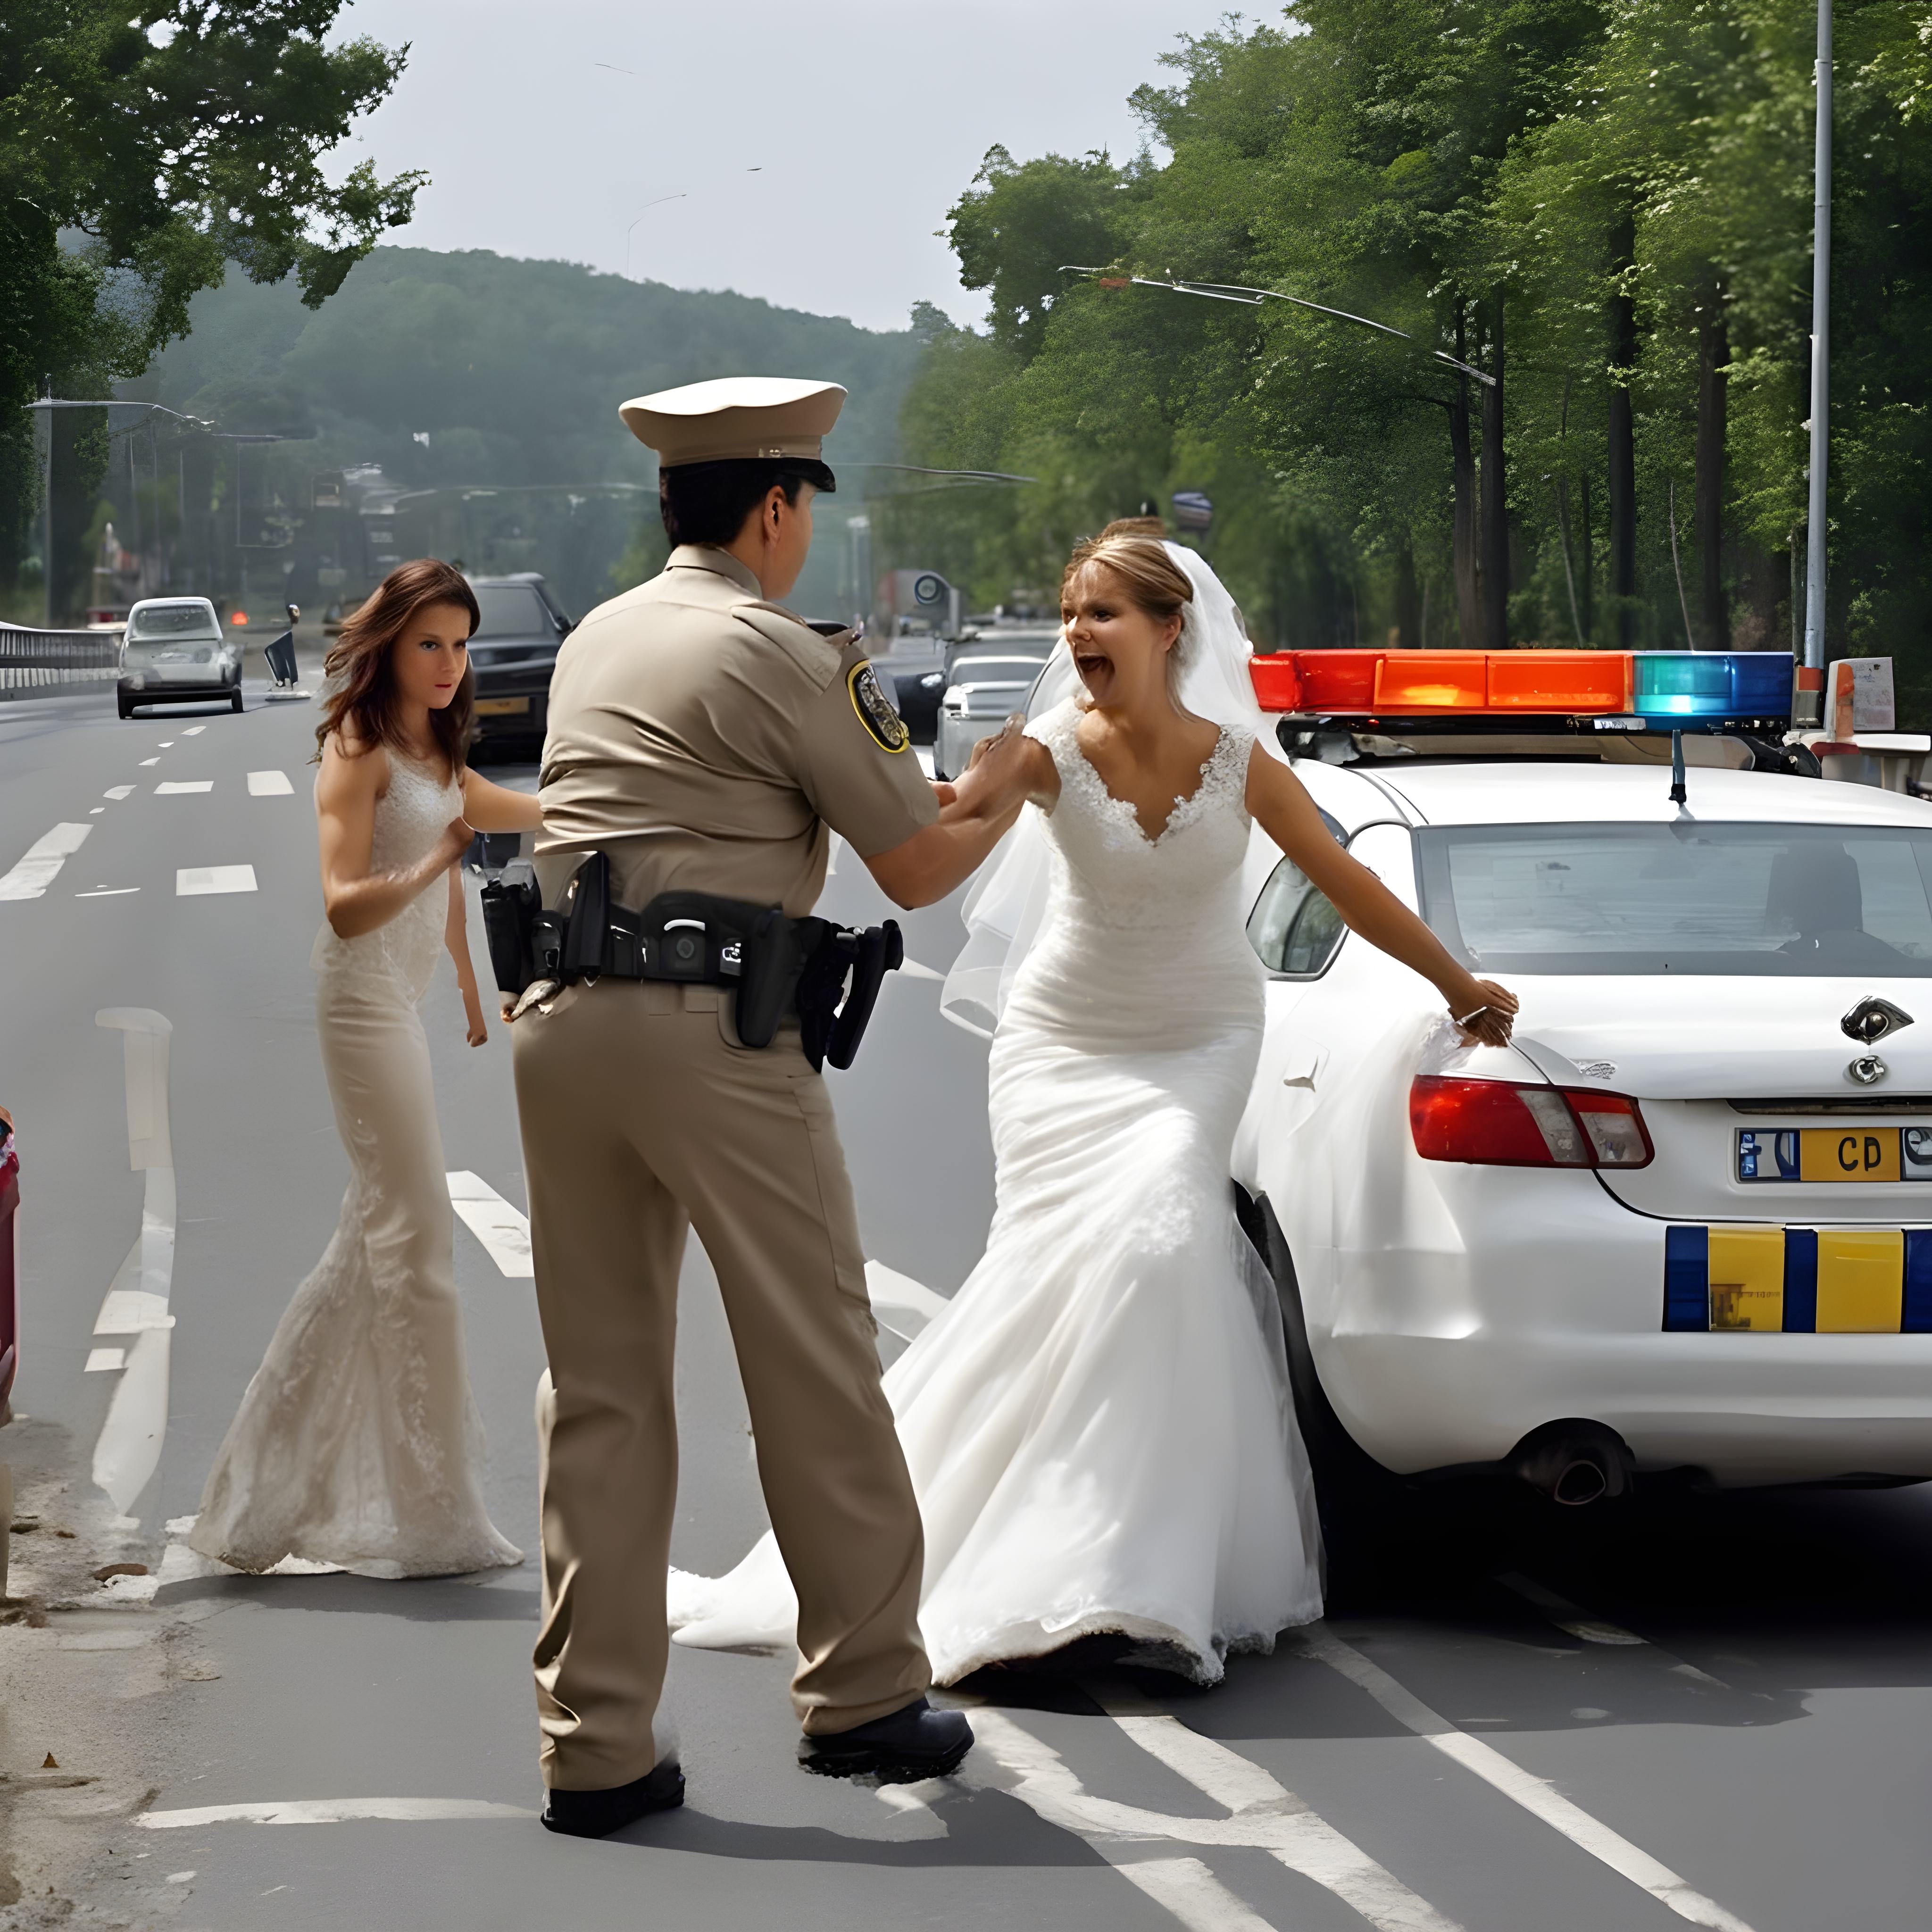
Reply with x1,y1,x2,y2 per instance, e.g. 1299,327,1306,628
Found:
462,983,489,1048
1449,977,1518,1048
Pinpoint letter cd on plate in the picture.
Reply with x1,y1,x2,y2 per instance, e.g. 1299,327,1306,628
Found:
848,661,910,753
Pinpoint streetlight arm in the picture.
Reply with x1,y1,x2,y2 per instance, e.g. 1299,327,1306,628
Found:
1058,268,1498,387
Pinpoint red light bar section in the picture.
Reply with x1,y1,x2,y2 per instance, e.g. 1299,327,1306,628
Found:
1249,649,1635,715
1487,650,1630,712
1374,652,1487,710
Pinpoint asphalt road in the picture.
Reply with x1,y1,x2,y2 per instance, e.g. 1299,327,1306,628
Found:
3,676,1932,1931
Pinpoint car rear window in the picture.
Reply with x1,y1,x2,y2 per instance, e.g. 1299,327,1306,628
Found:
471,587,550,639
1417,822,1932,976
127,604,218,641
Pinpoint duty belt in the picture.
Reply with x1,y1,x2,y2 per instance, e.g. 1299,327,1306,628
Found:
480,852,903,1072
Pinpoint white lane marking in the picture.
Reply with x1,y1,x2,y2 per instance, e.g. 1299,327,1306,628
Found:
446,1172,533,1277
156,780,213,794
104,785,134,799
182,726,205,736
138,1799,529,1829
1497,1573,1646,1646
139,757,159,766
247,769,294,796
157,740,174,747
90,808,104,814
84,1347,128,1373
90,1011,178,1519
971,1708,1460,1932
1299,1629,1758,1932
176,866,256,896
1114,1859,1278,1932
865,1260,949,1342
75,886,139,898
0,822,92,899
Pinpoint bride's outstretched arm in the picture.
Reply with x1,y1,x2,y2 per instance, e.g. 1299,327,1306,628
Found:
1246,747,1517,1047
864,720,1051,910
446,866,490,1047
317,734,472,939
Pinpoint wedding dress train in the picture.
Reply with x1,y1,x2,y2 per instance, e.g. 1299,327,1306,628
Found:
188,752,521,1579
669,699,1321,1682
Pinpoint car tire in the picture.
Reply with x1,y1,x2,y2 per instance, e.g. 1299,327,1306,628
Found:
231,689,244,713
117,695,133,719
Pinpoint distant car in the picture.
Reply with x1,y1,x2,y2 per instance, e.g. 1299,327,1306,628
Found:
117,597,241,716
933,630,1060,780
876,637,949,747
466,574,573,753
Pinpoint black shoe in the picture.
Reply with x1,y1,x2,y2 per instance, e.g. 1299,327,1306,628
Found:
798,1697,973,1783
541,1758,685,1838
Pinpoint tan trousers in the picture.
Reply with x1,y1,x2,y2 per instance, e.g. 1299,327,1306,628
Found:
513,978,931,1791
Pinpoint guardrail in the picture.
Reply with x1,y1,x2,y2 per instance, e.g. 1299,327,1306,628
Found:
0,622,121,700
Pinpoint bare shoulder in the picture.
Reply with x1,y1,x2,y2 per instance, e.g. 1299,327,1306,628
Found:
317,728,388,810
1021,733,1061,805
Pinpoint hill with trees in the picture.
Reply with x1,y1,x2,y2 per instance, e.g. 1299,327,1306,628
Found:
97,249,920,624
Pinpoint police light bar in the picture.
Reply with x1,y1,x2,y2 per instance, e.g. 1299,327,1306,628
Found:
1248,649,1794,728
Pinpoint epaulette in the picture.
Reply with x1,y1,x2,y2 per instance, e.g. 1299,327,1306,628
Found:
731,600,847,691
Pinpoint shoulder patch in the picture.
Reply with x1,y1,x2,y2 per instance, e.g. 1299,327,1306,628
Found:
848,660,911,753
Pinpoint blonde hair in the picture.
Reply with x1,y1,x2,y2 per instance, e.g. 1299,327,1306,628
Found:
1061,532,1195,698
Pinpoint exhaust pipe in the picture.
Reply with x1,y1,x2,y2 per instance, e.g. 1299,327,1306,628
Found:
1508,1420,1633,1507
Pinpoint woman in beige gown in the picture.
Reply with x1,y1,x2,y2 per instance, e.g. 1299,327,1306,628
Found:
190,559,542,1578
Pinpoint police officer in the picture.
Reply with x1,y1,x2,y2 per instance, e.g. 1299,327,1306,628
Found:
516,376,1031,1838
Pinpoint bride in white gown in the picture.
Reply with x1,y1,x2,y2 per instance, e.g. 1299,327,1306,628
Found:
190,560,542,1579
670,529,1516,1682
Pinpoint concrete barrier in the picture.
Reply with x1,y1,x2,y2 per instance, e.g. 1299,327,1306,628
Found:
0,622,120,700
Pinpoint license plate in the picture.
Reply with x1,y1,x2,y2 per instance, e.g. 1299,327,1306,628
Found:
1737,1127,1932,1183
474,696,530,716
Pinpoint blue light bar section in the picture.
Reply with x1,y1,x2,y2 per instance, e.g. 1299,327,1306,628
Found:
1632,652,1794,720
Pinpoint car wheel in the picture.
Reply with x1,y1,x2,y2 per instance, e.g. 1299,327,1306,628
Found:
117,695,133,719
231,689,244,713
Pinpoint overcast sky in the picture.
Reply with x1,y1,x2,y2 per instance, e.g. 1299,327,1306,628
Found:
331,0,1253,334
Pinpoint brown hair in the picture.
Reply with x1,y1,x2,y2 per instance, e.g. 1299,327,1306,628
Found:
1099,515,1167,540
316,558,479,776
1061,532,1193,627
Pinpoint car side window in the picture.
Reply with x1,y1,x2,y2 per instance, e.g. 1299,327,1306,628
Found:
1247,807,1351,978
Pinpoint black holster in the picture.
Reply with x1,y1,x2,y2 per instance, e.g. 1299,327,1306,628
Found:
481,851,900,1071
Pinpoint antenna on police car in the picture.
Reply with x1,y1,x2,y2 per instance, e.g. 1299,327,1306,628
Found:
1669,729,1688,807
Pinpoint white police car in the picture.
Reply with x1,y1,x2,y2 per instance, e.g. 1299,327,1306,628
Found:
1232,648,1932,1504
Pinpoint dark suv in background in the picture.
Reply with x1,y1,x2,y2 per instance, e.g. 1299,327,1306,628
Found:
466,573,573,754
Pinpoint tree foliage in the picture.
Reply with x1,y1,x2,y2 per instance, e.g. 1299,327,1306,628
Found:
888,0,1932,709
1,0,422,605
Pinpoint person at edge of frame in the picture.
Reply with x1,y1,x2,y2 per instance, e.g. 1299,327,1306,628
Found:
512,376,1036,1840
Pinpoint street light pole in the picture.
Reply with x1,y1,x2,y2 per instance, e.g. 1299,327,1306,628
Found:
1802,0,1832,719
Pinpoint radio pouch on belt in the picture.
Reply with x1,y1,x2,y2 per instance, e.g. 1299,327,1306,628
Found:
480,860,541,995
795,919,904,1072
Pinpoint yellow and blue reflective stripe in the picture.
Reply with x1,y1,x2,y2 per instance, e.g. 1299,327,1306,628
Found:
1664,1225,1932,1333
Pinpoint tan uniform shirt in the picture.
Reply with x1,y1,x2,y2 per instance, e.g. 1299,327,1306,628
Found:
534,546,935,915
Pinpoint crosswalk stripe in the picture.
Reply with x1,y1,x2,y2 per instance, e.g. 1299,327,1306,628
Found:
103,785,134,799
247,769,294,796
156,780,213,794
175,866,256,897
446,1171,533,1277
0,822,92,900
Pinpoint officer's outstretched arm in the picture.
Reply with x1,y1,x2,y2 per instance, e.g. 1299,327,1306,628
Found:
864,726,1050,909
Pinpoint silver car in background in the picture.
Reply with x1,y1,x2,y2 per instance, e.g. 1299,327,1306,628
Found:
117,597,242,717
933,629,1059,780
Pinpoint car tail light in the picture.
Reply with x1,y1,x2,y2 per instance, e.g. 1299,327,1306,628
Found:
1410,1076,1654,1169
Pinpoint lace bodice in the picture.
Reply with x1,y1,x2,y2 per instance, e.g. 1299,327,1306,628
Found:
1006,702,1264,1049
310,750,461,1002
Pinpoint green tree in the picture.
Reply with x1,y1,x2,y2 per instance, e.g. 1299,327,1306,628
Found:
1,0,422,613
